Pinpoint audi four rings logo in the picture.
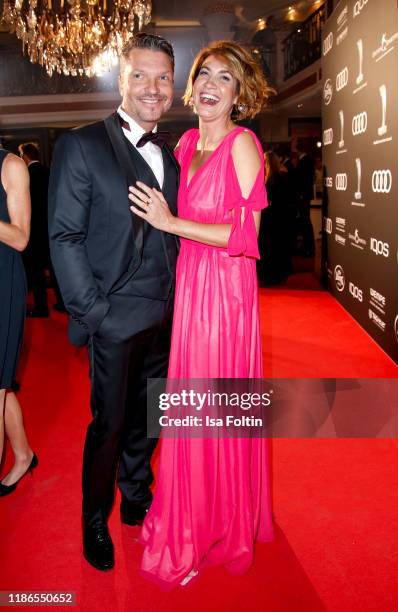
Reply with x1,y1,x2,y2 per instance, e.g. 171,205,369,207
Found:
323,79,333,105
336,67,348,91
372,170,392,193
323,32,333,56
323,128,333,145
334,265,345,292
352,112,368,135
335,173,348,190
353,0,368,18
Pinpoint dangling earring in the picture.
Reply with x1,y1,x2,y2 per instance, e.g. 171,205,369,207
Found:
188,97,194,108
237,103,247,113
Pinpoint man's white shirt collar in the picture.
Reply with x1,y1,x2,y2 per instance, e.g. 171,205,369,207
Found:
117,106,157,146
117,106,164,188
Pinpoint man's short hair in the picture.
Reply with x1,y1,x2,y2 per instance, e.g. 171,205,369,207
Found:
120,33,175,72
18,142,40,161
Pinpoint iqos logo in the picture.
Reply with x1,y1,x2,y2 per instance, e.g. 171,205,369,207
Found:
371,170,392,193
370,238,389,257
336,67,349,91
352,111,368,135
353,0,368,18
335,173,348,191
323,32,333,56
323,128,333,146
349,282,363,302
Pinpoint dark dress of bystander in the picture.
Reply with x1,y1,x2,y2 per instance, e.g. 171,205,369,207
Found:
0,149,27,389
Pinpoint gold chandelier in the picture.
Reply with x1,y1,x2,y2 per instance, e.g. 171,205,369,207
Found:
1,0,152,77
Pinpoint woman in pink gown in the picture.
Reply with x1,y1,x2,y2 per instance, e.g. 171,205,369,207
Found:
129,41,274,589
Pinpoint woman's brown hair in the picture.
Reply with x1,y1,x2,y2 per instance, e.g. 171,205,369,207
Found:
183,41,273,120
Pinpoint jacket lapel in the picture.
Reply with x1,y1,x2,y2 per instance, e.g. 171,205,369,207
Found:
104,112,180,260
104,112,144,256
162,144,180,216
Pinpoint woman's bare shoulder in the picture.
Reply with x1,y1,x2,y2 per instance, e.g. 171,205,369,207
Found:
1,154,29,193
231,130,262,191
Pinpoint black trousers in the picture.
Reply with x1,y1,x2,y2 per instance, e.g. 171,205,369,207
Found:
82,293,173,526
258,208,292,285
297,201,315,256
23,253,48,312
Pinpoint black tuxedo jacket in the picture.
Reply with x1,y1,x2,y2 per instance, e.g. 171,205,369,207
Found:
48,112,179,345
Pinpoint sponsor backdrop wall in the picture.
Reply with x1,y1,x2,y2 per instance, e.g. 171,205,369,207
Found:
322,0,398,364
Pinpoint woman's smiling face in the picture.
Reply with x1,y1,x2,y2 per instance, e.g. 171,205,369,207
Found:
192,55,238,122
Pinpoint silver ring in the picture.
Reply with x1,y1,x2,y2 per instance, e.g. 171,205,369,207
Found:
147,197,152,205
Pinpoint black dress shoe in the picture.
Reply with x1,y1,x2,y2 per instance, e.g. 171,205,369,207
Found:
120,498,150,526
0,454,38,497
83,522,114,571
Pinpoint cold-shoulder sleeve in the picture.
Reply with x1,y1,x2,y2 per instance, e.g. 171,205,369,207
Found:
227,131,268,259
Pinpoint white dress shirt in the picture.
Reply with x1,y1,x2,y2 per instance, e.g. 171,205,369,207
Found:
117,106,164,189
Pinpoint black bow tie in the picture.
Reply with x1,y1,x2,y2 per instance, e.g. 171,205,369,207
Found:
118,116,170,149
136,131,170,149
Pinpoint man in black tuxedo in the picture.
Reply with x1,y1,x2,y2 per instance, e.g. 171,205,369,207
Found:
48,34,179,571
18,142,50,317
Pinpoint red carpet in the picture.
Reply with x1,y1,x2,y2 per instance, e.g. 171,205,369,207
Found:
1,273,397,611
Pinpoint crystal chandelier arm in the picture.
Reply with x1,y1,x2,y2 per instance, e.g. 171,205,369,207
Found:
2,0,152,77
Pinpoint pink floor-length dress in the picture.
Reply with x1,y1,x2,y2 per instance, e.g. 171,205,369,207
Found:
140,127,274,588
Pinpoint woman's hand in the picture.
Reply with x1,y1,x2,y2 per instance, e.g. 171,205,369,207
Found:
129,181,175,233
129,181,232,248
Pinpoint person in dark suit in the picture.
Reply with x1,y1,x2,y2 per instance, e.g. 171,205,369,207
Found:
296,141,315,257
48,33,178,572
19,143,65,316
18,143,50,317
259,151,292,285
